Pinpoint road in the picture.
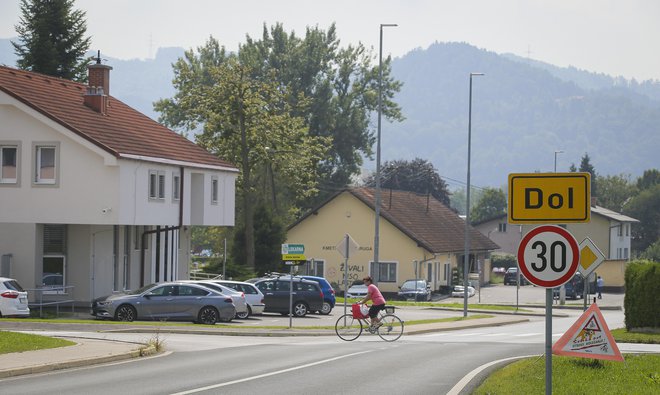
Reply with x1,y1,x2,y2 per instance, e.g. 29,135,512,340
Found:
0,304,627,394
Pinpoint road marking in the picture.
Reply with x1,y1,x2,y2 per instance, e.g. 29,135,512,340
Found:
447,354,538,395
453,332,486,337
513,332,542,337
169,350,373,394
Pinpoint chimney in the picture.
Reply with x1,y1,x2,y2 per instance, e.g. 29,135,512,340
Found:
84,51,112,114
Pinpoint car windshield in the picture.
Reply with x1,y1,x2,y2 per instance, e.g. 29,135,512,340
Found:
129,283,157,295
401,280,425,290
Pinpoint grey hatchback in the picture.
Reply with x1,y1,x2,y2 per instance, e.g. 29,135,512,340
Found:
254,278,324,317
91,282,236,324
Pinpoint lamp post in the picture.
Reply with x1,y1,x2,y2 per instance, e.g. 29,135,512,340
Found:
554,150,564,172
374,23,397,280
464,72,484,317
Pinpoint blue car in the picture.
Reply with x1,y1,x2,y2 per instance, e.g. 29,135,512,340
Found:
299,276,335,315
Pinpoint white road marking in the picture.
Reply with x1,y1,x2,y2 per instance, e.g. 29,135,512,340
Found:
169,350,373,394
513,332,542,337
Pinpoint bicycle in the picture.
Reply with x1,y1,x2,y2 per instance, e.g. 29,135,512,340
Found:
335,304,404,342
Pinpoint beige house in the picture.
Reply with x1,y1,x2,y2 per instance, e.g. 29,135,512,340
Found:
286,188,499,295
473,205,638,291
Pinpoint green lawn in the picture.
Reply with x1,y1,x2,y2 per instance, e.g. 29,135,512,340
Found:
0,331,75,354
474,354,660,395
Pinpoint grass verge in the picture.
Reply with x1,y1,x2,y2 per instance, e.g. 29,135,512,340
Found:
0,331,75,354
611,328,660,344
473,354,660,395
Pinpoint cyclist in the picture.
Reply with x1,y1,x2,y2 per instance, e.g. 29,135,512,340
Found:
358,276,386,329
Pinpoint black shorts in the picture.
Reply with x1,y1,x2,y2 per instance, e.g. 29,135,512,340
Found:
369,304,386,318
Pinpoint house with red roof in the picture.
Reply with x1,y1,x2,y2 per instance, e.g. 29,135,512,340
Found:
286,187,499,295
0,61,237,306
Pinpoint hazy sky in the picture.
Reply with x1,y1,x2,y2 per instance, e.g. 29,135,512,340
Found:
1,0,659,81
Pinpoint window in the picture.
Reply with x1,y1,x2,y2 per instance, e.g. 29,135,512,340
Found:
172,173,180,201
498,223,507,232
35,144,57,184
148,170,165,200
43,224,66,293
624,248,629,259
0,145,18,184
617,224,623,237
211,176,219,204
625,224,629,236
303,260,324,276
370,261,397,282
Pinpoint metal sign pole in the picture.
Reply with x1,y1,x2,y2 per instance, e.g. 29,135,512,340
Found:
289,262,294,328
343,234,349,315
545,288,552,395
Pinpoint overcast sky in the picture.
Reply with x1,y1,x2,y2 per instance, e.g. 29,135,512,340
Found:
1,0,659,81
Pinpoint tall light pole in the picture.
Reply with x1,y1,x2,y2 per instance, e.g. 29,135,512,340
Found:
464,72,484,317
554,150,564,172
374,23,397,281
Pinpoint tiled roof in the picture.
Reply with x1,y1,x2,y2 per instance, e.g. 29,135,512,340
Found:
0,65,236,170
291,187,500,254
591,205,639,223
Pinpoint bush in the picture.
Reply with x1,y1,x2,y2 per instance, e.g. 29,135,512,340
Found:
624,260,660,330
491,254,517,270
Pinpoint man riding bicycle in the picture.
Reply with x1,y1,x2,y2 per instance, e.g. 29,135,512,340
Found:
358,276,386,329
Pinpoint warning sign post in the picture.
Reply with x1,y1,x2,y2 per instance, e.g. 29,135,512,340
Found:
553,303,624,361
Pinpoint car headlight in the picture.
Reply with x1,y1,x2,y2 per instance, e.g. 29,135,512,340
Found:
96,300,113,307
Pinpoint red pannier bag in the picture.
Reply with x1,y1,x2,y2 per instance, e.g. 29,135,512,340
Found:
352,303,368,319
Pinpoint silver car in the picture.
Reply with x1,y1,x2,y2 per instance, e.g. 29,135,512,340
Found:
215,280,266,316
187,280,250,319
91,282,236,324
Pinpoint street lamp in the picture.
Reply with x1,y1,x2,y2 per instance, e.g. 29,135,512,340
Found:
554,150,564,172
464,72,484,317
374,23,397,280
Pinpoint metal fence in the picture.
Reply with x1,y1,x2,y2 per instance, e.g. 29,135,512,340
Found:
25,285,75,318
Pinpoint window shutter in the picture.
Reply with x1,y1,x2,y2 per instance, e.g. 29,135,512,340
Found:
44,224,67,254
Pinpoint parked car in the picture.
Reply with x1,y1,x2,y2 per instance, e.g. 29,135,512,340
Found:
451,285,476,298
0,277,30,318
185,280,250,319
91,282,236,324
553,272,585,299
397,279,432,301
276,275,335,315
503,267,529,286
215,280,266,316
345,280,369,299
254,278,324,317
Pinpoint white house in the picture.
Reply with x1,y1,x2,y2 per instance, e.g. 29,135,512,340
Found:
0,62,238,306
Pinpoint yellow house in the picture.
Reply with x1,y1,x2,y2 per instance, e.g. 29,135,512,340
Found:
286,188,499,295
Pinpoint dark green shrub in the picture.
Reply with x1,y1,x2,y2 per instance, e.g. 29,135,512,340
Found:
624,260,660,330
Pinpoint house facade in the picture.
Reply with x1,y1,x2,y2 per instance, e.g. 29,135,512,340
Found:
0,63,237,305
473,205,638,290
286,188,499,295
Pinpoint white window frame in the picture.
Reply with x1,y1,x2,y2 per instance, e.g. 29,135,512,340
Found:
33,143,59,186
211,176,219,204
172,173,181,201
0,144,20,184
148,170,166,200
370,261,397,283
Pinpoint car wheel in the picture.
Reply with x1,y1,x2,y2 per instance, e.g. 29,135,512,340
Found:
320,302,332,315
293,302,308,317
236,308,250,320
115,305,136,322
197,306,219,325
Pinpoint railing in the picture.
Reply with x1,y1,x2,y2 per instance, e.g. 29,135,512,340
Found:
189,271,223,281
25,286,75,318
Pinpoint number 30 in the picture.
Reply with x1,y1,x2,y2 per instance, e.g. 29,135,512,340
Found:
530,240,567,272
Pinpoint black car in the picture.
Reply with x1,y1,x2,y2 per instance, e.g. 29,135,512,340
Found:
397,279,432,301
254,278,324,317
553,272,585,299
503,267,529,286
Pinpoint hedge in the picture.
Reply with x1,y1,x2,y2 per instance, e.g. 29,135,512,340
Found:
624,260,660,330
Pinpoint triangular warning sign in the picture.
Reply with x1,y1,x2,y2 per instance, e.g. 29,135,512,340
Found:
552,303,624,361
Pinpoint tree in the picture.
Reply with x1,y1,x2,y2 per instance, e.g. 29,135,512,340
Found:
12,0,91,81
470,188,507,223
578,153,598,197
624,184,660,254
155,41,330,272
640,240,660,262
637,169,660,191
237,24,404,205
363,158,450,205
596,174,637,212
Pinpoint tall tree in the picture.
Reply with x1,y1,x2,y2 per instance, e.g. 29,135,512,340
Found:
470,187,507,223
155,42,330,272
363,158,450,205
624,184,660,254
237,24,404,204
596,174,637,212
578,153,598,198
12,0,91,81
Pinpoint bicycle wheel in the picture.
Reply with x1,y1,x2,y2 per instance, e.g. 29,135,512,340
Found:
377,314,404,342
335,314,363,341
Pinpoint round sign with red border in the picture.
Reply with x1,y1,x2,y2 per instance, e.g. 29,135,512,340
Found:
517,225,580,288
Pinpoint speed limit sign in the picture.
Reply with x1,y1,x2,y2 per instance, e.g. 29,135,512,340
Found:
517,225,580,288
